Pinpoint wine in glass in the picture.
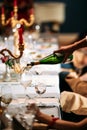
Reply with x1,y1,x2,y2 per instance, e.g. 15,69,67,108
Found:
0,85,13,130
1,94,12,105
35,83,46,106
0,85,12,114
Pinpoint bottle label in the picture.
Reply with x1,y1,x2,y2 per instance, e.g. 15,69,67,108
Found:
55,53,73,63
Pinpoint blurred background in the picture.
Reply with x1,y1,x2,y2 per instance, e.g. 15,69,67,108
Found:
0,0,87,46
33,0,87,33
0,0,87,33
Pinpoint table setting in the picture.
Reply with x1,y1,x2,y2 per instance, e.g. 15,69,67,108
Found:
0,33,61,129
0,93,61,130
0,0,62,129
0,44,61,130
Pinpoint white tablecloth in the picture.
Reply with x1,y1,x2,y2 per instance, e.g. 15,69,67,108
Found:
0,64,60,98
0,39,60,98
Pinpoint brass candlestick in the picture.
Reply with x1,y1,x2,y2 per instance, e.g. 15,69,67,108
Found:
1,12,34,29
1,1,34,59
1,1,34,28
0,44,24,59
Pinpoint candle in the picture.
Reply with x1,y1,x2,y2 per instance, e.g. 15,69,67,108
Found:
18,27,23,44
29,8,34,15
11,11,14,17
14,0,17,7
1,7,4,15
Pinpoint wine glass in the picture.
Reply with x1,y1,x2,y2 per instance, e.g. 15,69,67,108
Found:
18,103,37,130
1,85,12,111
20,69,33,104
34,83,46,106
0,85,13,130
4,104,20,130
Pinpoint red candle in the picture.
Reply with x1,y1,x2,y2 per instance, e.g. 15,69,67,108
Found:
11,11,14,17
1,7,4,14
18,28,23,44
14,0,17,7
29,8,34,15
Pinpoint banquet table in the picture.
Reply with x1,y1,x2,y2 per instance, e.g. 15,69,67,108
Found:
0,38,60,98
0,37,61,130
0,63,61,130
0,63,60,97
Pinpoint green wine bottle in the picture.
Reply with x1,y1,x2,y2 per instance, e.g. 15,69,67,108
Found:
27,53,73,66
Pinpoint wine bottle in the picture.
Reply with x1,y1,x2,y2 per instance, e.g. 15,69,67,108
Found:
27,53,73,66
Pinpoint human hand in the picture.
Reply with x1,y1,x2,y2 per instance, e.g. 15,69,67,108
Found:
53,46,73,63
54,36,87,63
26,103,41,117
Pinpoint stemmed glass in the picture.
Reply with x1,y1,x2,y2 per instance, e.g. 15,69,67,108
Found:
0,85,13,130
1,85,12,111
18,103,37,130
34,83,46,106
4,105,20,130
20,69,33,104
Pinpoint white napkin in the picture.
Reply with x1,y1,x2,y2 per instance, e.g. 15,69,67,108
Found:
60,91,87,115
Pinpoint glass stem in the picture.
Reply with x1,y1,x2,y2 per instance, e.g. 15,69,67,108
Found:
24,88,28,104
0,96,3,115
3,65,11,82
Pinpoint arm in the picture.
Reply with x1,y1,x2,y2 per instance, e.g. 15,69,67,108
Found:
36,110,87,130
54,36,87,62
29,103,86,130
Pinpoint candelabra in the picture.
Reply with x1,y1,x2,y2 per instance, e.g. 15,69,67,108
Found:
0,0,35,60
0,43,24,59
0,0,35,82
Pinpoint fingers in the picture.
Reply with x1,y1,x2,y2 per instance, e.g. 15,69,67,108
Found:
53,50,60,54
53,49,63,54
27,103,38,113
53,46,67,54
62,53,70,63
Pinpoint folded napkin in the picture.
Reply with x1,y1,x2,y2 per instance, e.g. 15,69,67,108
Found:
60,91,87,115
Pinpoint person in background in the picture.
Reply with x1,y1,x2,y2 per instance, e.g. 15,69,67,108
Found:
54,35,87,63
59,47,87,119
60,47,87,94
56,31,87,122
59,47,87,122
59,31,87,93
65,47,87,97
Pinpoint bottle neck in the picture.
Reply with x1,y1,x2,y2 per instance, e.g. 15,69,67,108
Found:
27,61,40,66
27,53,63,66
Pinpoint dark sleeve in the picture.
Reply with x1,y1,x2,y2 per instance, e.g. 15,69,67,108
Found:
59,71,72,93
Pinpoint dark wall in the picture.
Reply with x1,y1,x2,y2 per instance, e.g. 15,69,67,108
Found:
34,0,87,33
